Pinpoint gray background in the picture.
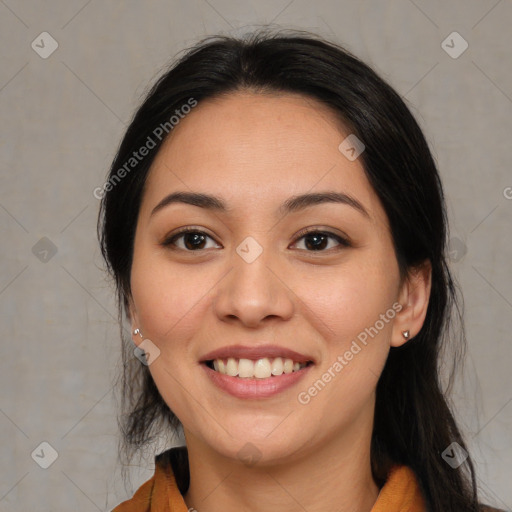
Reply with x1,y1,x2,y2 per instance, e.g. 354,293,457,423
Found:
1,1,511,510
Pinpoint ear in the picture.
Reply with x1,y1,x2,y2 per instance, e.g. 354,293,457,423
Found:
391,260,432,348
126,295,141,345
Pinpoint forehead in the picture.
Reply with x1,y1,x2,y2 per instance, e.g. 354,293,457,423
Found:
139,91,385,226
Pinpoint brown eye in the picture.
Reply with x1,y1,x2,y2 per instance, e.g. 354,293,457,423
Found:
162,228,220,251
292,229,350,252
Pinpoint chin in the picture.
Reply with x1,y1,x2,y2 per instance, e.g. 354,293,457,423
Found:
203,426,309,467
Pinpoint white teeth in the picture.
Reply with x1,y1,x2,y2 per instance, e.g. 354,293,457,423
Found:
210,357,308,378
254,358,271,378
271,357,284,376
226,357,238,377
238,358,254,378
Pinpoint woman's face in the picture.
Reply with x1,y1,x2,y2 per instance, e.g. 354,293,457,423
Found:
129,91,409,465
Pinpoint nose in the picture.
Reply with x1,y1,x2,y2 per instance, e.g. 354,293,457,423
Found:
212,244,295,328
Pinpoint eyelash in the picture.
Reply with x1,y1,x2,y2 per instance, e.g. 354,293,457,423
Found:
161,226,351,253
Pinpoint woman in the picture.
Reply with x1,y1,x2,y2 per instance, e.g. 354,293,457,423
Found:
98,28,503,511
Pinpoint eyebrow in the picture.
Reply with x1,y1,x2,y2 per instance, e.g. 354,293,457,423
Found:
150,190,370,219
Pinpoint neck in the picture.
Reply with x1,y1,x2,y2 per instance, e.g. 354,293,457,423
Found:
183,412,380,512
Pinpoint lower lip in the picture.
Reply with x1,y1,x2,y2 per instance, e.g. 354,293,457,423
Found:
201,363,313,399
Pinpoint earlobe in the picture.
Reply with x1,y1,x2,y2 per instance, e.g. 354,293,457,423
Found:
127,296,140,341
391,261,432,348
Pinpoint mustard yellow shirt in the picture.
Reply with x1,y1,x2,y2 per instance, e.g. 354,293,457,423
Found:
112,446,429,512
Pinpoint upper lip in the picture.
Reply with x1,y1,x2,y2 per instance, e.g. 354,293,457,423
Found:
200,345,315,364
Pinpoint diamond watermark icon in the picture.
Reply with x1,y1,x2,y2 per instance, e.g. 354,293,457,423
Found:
32,237,58,263
441,32,468,59
448,237,467,263
237,442,262,466
31,441,58,469
441,441,468,468
31,32,59,59
134,338,161,366
236,236,263,264
338,134,365,161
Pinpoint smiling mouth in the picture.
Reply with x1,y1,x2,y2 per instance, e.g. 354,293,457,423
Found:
204,357,314,379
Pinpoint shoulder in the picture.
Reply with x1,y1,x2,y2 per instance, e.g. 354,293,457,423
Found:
111,446,189,511
111,472,155,511
479,506,507,512
156,444,190,494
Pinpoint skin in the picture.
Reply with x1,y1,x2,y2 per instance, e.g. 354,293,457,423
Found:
128,91,432,512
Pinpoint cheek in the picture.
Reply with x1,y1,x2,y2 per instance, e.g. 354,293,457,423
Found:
130,254,210,426
293,252,399,412
294,274,396,429
298,256,399,347
130,248,210,345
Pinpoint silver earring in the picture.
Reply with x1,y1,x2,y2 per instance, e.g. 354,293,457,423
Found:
133,328,143,339
402,330,410,340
